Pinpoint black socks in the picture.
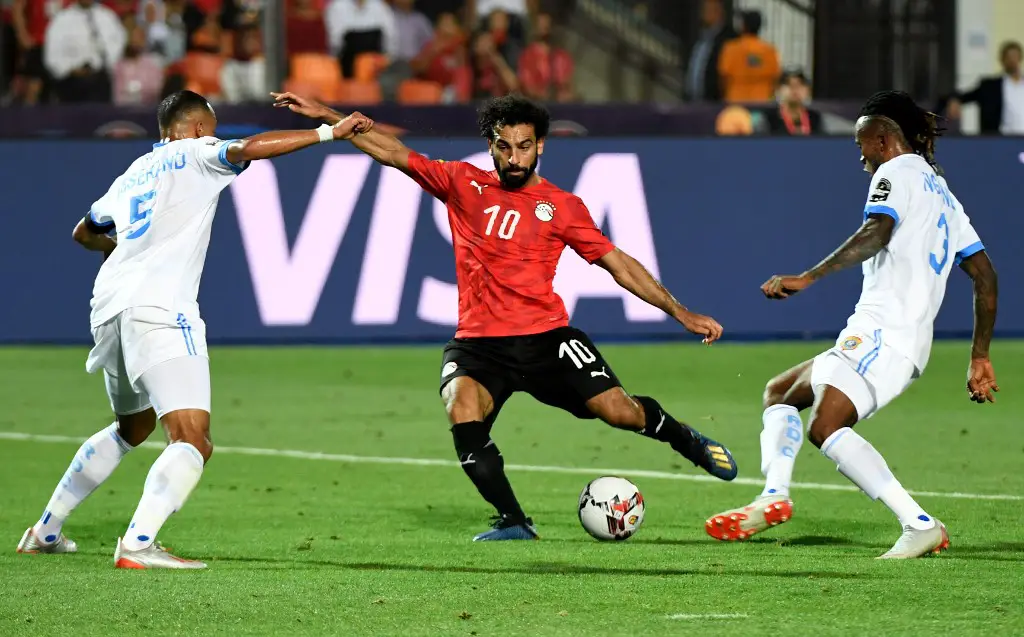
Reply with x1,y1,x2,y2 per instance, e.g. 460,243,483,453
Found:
451,421,527,524
633,395,701,462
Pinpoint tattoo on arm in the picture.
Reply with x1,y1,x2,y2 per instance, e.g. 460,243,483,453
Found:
803,215,895,281
959,252,998,359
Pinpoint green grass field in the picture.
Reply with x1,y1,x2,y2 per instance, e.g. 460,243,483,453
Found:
1,342,1022,636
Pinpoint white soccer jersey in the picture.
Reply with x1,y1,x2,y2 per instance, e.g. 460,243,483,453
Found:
845,153,984,372
87,137,247,328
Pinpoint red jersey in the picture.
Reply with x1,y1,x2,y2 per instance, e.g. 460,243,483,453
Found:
406,151,616,339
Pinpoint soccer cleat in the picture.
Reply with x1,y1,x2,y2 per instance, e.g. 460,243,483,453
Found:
16,527,78,554
473,515,539,542
705,495,794,541
877,520,949,559
682,429,739,481
113,537,207,569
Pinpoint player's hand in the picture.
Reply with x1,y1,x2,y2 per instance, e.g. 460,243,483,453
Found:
332,112,374,140
676,310,724,345
270,91,334,122
761,274,812,299
966,357,999,403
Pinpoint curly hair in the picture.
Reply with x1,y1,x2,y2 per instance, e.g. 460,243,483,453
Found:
860,90,945,174
477,95,551,140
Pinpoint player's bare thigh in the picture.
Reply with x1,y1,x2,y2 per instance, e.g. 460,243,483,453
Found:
116,408,158,447
442,376,496,424
764,359,815,411
585,388,645,431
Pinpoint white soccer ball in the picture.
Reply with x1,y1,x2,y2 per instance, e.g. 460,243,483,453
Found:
578,476,645,541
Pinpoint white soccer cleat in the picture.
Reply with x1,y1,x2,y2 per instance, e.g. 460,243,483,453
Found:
877,520,949,559
705,495,793,541
16,527,78,554
114,537,207,569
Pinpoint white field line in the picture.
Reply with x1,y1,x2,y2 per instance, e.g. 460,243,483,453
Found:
666,613,749,620
1,431,1020,501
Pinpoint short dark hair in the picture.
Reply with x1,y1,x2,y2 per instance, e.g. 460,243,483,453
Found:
157,90,211,133
477,95,550,141
860,90,945,173
740,10,762,36
780,69,809,87
1000,40,1022,60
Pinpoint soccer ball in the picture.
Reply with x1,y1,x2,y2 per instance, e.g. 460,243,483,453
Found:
577,476,645,541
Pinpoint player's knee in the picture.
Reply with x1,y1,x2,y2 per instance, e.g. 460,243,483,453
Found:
763,377,790,409
116,408,158,447
807,419,841,449
590,391,644,430
442,377,491,424
162,409,213,463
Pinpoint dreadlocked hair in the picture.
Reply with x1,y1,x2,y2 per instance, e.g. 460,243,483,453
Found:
860,90,946,174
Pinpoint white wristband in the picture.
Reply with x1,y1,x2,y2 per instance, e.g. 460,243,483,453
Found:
316,123,334,143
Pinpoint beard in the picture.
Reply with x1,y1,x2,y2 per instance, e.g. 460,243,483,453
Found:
495,157,538,189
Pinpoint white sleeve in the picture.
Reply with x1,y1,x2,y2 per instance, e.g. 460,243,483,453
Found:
862,163,910,226
193,137,248,177
88,187,118,231
953,202,985,265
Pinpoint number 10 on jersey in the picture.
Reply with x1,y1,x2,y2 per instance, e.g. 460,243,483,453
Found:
483,205,520,240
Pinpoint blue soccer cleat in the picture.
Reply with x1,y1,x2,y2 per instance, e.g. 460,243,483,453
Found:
684,430,739,481
473,515,539,541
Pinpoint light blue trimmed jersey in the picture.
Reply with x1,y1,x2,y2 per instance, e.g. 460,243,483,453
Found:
847,153,984,372
87,137,247,328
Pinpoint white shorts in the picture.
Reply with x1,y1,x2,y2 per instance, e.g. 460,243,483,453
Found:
86,307,211,418
810,328,918,421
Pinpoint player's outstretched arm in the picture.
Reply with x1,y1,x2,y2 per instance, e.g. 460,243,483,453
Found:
596,248,724,344
72,217,116,258
761,214,896,299
270,92,412,171
959,250,999,403
221,113,369,165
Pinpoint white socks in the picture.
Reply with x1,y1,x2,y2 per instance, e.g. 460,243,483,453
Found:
33,422,132,543
759,405,804,498
122,442,205,551
822,427,934,530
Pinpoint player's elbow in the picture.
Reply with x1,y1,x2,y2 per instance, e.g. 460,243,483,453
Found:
72,221,92,246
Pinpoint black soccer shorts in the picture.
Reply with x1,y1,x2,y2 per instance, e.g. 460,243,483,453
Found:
439,326,623,421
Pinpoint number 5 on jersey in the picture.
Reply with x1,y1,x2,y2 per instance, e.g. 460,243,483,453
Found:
127,190,156,240
483,205,520,240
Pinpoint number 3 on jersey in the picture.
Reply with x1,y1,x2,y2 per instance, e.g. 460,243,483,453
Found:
483,205,520,240
126,190,156,240
929,212,949,275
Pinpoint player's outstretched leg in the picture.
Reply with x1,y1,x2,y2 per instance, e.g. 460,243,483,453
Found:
444,377,537,542
17,410,156,555
114,358,211,569
809,385,948,560
706,360,814,541
587,390,738,481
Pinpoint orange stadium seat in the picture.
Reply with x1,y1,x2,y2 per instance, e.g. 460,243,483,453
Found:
335,80,383,105
183,53,224,97
397,80,444,105
291,53,342,84
353,52,389,82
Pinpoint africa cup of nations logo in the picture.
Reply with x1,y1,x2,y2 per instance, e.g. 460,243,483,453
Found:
535,201,555,222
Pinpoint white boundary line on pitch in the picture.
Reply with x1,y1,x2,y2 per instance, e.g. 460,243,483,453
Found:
1,431,1021,501
666,613,749,620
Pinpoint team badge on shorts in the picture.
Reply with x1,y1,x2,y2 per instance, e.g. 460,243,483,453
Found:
534,201,555,222
841,336,863,351
442,361,458,378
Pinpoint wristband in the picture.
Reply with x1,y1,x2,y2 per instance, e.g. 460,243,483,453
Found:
316,123,334,143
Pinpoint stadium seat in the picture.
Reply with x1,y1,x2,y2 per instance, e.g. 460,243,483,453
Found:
183,53,224,97
716,105,754,136
397,80,443,105
335,80,382,105
291,53,342,85
353,52,389,82
282,78,335,103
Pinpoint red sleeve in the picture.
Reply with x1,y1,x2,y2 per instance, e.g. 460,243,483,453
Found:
406,151,460,202
561,197,615,263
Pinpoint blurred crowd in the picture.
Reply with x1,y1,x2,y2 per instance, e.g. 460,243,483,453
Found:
0,0,577,106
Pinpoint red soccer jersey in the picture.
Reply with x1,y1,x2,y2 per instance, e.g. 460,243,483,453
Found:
406,151,616,338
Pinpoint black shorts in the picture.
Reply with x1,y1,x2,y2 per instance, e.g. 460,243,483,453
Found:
439,326,622,421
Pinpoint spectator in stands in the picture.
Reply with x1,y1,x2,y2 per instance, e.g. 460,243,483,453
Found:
286,0,328,57
378,0,432,99
946,41,1024,135
10,0,55,105
718,10,780,103
518,11,574,103
411,11,470,103
763,70,822,136
113,24,165,105
469,29,518,98
468,0,532,42
685,0,734,101
325,0,396,79
220,23,266,103
43,0,127,103
485,8,521,68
